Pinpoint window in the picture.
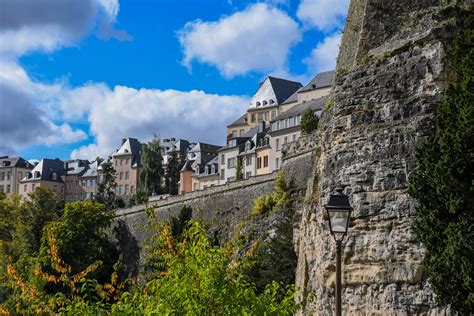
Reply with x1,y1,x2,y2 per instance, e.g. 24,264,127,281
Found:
125,185,129,195
120,172,124,180
6,172,11,180
265,112,270,121
118,185,123,195
246,155,252,166
239,129,244,136
120,159,123,166
18,172,23,180
251,114,256,122
24,184,27,192
32,183,36,191
131,186,135,193
269,99,275,104
263,100,268,106
221,155,225,165
125,158,129,165
256,101,261,107
211,165,215,174
284,136,288,144
293,116,297,126
228,158,236,169
293,134,297,142
276,138,280,150
1,172,4,180
60,186,64,193
6,185,10,193
276,158,280,169
245,142,251,151
257,157,262,169
271,110,276,119
276,121,280,130
258,113,263,122
263,156,268,168
125,171,129,180
220,169,225,180
53,185,58,193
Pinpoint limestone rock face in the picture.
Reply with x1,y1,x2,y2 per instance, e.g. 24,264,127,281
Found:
294,1,471,314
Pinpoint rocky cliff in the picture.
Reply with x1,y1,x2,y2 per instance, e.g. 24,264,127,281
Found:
294,1,471,314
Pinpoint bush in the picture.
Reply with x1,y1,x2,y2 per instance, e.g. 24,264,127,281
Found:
251,173,291,216
300,108,319,134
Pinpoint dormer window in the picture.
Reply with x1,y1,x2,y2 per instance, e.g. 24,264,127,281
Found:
269,99,274,104
245,141,251,151
34,171,41,178
256,101,261,107
263,100,268,106
52,172,57,181
211,165,215,174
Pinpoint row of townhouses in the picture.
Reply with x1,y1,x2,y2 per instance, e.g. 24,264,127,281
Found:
0,70,333,201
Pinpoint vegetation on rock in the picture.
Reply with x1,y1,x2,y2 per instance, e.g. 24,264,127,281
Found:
251,172,291,216
300,108,319,134
409,11,474,313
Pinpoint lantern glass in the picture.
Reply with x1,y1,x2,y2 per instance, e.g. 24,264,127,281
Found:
327,209,351,234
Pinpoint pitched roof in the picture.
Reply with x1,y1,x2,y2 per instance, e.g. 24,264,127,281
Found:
227,113,248,127
273,96,328,121
281,87,302,105
0,156,33,169
21,158,65,183
162,138,191,153
64,159,89,176
188,142,221,154
299,70,334,93
268,76,303,104
81,161,98,178
112,138,142,167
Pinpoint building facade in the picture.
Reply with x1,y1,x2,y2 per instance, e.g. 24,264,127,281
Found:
111,138,142,197
19,158,66,200
0,156,34,196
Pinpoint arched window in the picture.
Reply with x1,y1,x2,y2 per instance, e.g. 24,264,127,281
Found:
263,100,268,106
269,99,274,104
51,172,57,181
256,101,261,107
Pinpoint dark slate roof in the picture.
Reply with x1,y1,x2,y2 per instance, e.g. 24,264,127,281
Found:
180,160,194,172
162,138,191,153
81,161,98,178
64,159,89,176
21,158,65,183
188,142,221,154
228,113,248,127
281,87,302,105
299,70,335,93
0,156,33,169
268,76,303,104
273,96,328,121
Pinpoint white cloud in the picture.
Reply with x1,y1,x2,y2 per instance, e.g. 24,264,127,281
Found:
0,0,130,59
297,0,349,31
304,32,341,74
69,86,248,159
178,3,301,78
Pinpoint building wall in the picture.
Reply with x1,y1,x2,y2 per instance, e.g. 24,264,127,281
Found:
0,167,31,196
113,155,139,196
192,174,219,191
179,170,193,194
20,180,65,200
65,175,97,201
241,153,256,179
246,107,278,130
297,87,331,103
268,130,301,172
227,125,252,139
255,147,270,176
217,147,240,184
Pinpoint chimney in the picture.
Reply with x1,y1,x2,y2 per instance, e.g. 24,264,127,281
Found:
258,121,266,133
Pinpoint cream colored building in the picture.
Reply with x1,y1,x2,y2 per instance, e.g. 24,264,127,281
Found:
64,159,98,201
0,156,34,196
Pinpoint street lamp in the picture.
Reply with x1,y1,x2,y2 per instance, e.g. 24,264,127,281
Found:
324,188,352,316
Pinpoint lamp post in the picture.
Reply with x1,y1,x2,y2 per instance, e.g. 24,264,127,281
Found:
324,188,352,316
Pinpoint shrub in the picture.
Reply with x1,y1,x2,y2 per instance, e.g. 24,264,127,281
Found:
300,108,319,134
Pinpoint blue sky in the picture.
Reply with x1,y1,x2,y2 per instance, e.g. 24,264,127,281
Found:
0,0,349,160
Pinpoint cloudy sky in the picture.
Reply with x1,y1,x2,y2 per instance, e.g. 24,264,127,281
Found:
0,0,349,160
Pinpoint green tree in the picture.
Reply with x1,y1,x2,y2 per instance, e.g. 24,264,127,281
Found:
164,151,183,195
236,156,243,181
408,12,474,313
140,137,164,196
300,108,319,134
39,200,119,285
96,158,117,210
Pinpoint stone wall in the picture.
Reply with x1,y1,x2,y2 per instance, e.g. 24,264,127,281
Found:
294,1,471,314
113,152,314,279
